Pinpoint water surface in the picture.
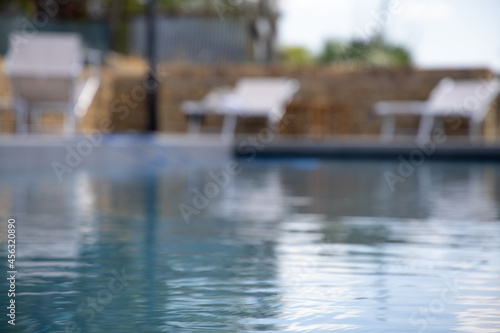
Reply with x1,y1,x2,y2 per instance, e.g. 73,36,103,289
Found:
1,159,499,332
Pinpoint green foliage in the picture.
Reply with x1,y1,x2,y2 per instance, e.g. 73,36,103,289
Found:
0,0,33,13
158,0,185,13
281,36,411,68
102,0,189,15
316,41,347,64
280,46,315,67
0,0,215,17
316,37,412,67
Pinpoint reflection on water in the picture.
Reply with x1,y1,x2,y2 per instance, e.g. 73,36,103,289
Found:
0,159,499,332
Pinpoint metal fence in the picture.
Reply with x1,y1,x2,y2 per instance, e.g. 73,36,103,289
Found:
0,16,110,55
0,15,250,63
129,16,250,63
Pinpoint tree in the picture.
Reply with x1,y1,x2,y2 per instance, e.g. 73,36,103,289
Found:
317,36,412,67
0,0,33,14
317,41,347,64
280,46,314,67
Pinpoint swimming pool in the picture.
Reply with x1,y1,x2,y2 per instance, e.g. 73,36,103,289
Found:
1,157,499,332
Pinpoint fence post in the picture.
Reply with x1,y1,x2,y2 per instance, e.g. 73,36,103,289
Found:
146,0,158,132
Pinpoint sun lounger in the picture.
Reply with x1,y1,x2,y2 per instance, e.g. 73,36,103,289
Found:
182,77,300,140
374,77,500,142
3,32,101,135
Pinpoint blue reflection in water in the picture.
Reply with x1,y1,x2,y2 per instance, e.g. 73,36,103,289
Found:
0,160,499,332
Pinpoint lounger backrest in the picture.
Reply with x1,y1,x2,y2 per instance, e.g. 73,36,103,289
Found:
4,32,83,78
428,78,500,119
3,33,84,102
233,78,300,115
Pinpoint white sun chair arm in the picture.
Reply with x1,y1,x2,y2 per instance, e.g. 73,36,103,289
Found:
73,48,102,119
74,76,100,118
373,101,429,116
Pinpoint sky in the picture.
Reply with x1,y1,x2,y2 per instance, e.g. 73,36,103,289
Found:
278,0,500,72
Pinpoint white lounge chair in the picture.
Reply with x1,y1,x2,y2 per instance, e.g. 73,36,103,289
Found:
374,77,500,142
2,32,101,135
182,77,300,141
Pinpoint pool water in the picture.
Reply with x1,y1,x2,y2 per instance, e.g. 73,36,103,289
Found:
1,159,499,332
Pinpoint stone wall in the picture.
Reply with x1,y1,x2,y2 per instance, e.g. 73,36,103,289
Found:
1,56,498,139
112,61,497,138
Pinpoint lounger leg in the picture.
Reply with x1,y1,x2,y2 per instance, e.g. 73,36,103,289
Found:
221,115,237,142
267,116,280,134
469,119,481,142
31,106,44,133
417,115,435,142
434,117,444,132
187,115,203,135
64,103,76,136
380,115,396,141
14,98,28,134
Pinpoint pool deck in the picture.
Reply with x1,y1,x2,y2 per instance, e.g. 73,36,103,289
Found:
0,134,233,172
1,134,500,173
